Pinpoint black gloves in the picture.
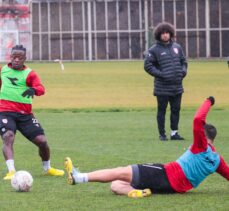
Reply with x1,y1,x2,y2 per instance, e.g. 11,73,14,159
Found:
207,96,215,106
22,88,35,98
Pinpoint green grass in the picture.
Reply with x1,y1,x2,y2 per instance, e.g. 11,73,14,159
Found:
0,109,228,210
0,61,228,210
22,60,229,109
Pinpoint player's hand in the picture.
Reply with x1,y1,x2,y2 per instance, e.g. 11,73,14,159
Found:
22,88,35,98
207,96,215,106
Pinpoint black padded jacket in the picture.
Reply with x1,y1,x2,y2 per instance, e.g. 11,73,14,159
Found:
144,41,187,96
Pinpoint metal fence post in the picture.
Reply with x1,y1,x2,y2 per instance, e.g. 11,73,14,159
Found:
87,0,92,61
205,0,210,57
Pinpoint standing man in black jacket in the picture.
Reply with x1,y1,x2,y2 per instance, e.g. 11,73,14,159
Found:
144,22,187,141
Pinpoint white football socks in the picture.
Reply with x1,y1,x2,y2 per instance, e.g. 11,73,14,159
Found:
6,159,16,172
74,172,88,183
42,160,51,171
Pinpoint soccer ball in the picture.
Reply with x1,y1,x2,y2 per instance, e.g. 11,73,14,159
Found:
11,170,33,192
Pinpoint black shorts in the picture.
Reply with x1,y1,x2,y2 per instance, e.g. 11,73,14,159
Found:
0,112,44,141
131,163,175,194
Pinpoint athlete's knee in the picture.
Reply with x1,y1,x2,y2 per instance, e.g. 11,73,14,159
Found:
110,180,132,195
110,181,121,194
2,130,15,144
36,139,49,150
38,141,49,148
33,135,48,148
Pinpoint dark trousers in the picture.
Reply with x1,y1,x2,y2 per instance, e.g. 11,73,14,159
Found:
156,94,182,136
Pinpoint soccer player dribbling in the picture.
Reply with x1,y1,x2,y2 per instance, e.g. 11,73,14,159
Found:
64,96,229,198
0,45,64,180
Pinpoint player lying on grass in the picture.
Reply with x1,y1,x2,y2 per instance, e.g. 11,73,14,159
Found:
64,97,229,198
0,45,64,180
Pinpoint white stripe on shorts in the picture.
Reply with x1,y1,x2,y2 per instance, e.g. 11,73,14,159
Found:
142,164,162,169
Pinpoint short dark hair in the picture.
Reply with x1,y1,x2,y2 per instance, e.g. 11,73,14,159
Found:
11,45,26,53
153,22,175,41
204,124,217,141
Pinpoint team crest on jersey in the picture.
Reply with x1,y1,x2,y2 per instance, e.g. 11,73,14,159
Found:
2,119,8,124
173,48,178,54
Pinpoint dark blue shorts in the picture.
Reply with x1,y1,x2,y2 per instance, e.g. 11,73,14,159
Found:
131,163,175,194
0,112,44,141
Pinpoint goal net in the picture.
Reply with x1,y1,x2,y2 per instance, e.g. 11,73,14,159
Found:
0,1,30,62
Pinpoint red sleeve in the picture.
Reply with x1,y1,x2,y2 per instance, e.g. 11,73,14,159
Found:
0,66,2,88
26,70,45,96
216,156,229,181
190,99,212,153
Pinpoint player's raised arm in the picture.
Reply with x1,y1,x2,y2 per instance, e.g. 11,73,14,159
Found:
190,97,215,153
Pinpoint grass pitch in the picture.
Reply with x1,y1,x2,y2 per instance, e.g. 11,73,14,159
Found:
29,60,229,109
0,61,228,210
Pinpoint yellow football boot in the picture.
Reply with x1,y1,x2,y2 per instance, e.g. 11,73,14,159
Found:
128,189,152,198
44,167,64,176
3,171,15,180
64,157,75,185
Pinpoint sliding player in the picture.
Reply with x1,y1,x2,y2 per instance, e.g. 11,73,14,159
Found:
64,97,229,197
